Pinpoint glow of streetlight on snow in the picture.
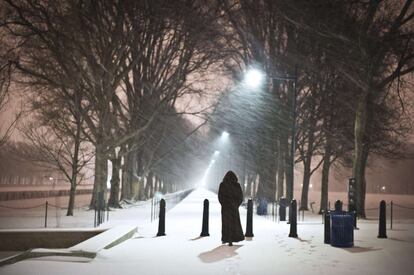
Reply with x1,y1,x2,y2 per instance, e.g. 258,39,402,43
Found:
214,150,220,156
244,68,264,88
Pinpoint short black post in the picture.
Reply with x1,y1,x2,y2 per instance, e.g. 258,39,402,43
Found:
157,199,166,236
378,200,387,238
334,200,342,212
44,201,48,228
324,211,330,244
245,199,254,237
200,199,209,237
390,201,393,230
288,199,298,238
279,197,286,221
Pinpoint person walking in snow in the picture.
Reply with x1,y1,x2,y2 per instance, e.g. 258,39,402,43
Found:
218,171,245,246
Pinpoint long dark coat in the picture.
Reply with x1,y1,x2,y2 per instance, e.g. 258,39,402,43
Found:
218,171,244,243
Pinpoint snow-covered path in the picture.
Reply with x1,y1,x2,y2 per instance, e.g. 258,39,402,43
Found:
1,188,414,275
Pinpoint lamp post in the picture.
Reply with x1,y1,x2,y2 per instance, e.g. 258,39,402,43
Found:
271,65,298,203
244,66,298,202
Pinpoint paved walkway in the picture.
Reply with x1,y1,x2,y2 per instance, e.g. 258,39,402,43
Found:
1,188,414,275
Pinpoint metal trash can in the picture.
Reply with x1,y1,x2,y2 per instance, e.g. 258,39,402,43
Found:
330,212,354,247
257,198,268,215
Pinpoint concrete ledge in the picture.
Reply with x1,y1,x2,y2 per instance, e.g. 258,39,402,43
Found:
71,225,137,252
0,249,96,266
0,229,106,251
0,226,137,267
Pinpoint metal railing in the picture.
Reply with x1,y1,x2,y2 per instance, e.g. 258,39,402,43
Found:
150,188,194,222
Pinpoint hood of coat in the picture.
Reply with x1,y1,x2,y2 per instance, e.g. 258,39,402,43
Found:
222,170,238,185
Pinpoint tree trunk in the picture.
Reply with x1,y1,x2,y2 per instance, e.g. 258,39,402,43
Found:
257,148,276,201
90,145,108,209
121,150,133,201
300,160,311,210
108,156,122,208
161,177,167,194
67,112,81,216
318,139,332,214
283,134,293,203
359,142,369,218
66,183,76,216
300,110,316,211
352,94,368,218
144,171,153,199
277,140,285,200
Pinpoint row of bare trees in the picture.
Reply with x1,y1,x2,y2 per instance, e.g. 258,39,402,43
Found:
0,0,413,218
210,0,414,217
1,0,222,215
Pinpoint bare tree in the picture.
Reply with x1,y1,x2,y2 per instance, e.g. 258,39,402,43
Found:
17,89,93,215
0,30,20,148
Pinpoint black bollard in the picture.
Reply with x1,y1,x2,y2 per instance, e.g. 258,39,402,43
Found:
334,200,342,212
378,200,387,238
157,199,166,236
245,199,254,237
200,199,210,237
279,197,286,221
324,211,330,244
288,199,298,238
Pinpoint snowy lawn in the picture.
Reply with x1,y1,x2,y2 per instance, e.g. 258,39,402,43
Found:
0,194,154,229
1,188,414,275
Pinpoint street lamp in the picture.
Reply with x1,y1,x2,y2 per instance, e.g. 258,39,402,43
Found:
243,66,298,202
244,68,264,88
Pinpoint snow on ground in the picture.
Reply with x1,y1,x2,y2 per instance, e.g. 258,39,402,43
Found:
0,194,154,229
1,188,414,275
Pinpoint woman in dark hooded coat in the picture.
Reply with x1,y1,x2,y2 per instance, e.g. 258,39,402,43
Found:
218,171,244,246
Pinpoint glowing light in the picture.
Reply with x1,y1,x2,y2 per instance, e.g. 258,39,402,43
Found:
381,186,386,191
310,184,313,188
49,177,54,181
221,131,229,138
214,150,220,156
244,68,264,88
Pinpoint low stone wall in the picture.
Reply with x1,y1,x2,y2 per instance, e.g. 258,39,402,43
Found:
0,229,105,251
0,189,93,201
